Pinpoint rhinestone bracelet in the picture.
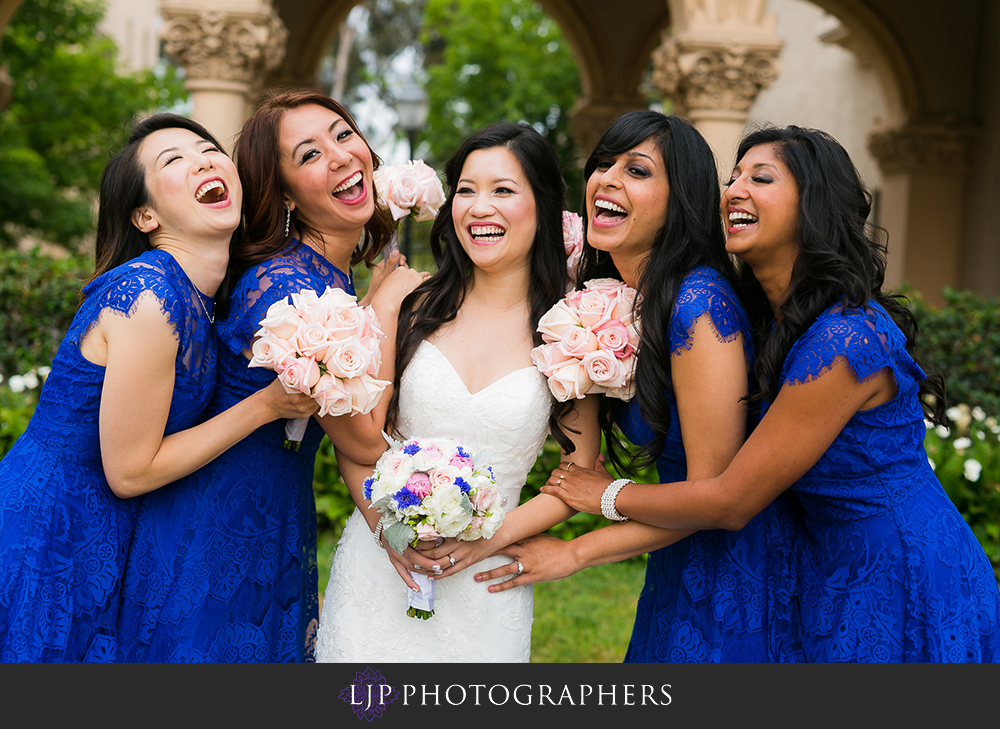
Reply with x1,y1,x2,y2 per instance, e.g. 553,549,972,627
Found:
601,478,633,522
374,518,385,548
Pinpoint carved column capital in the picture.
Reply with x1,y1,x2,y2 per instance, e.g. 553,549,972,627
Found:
651,34,781,115
160,2,287,88
868,122,978,175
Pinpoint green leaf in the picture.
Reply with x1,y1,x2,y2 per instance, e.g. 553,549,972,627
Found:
384,520,416,555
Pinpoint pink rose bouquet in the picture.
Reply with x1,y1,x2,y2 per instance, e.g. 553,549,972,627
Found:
373,159,446,222
365,434,504,619
562,210,584,289
531,278,640,402
249,286,391,449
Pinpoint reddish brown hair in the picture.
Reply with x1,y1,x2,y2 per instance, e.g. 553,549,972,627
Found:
231,87,395,280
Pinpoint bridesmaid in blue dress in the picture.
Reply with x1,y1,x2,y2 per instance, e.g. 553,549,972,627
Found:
546,125,1000,662
0,114,317,662
477,110,802,662
117,90,426,662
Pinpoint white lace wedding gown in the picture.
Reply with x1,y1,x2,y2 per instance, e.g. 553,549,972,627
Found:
314,340,552,663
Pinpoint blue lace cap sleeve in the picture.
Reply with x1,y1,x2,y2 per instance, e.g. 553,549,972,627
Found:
668,264,753,364
78,249,193,347
781,302,895,386
218,240,355,354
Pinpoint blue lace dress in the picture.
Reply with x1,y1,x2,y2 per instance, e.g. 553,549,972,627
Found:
769,302,1000,662
0,249,216,662
117,240,353,663
616,265,802,662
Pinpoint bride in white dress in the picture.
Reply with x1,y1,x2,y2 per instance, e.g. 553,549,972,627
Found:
315,122,599,663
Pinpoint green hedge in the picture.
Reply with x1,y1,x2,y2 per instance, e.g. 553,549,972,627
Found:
0,248,92,379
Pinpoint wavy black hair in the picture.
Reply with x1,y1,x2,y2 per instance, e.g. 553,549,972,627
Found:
385,121,572,448
575,110,737,475
731,125,946,423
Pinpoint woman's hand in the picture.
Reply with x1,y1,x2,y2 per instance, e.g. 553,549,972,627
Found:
411,536,504,580
473,534,581,592
361,249,404,305
256,377,321,421
540,460,616,515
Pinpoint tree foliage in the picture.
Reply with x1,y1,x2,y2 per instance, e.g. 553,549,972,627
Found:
0,0,187,250
419,0,583,205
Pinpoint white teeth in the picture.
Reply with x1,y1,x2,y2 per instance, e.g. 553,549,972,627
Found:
195,180,224,201
470,225,505,241
333,172,362,193
728,211,758,223
595,199,626,215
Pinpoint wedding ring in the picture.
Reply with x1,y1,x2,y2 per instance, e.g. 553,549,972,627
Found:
515,560,524,575
448,555,456,566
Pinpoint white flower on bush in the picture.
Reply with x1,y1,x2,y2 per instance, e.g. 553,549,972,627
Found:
8,375,25,393
946,406,964,422
22,371,38,390
935,425,951,439
963,458,983,482
972,406,986,422
953,437,973,451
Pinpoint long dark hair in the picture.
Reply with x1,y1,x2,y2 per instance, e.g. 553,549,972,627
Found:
385,122,572,448
733,125,947,424
232,88,395,282
92,113,230,284
575,110,736,475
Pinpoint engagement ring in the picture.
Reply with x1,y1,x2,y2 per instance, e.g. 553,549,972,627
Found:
515,560,524,575
449,555,456,566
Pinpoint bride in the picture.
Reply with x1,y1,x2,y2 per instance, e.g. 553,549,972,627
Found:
315,121,599,662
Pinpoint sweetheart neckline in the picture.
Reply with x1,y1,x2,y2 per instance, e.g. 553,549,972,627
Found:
419,340,538,397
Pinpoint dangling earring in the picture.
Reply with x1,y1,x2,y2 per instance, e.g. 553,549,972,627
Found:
284,204,291,238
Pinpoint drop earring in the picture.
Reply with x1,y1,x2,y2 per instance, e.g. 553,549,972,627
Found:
284,204,291,238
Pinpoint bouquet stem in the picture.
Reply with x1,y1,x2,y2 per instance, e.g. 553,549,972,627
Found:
284,417,308,451
407,571,435,619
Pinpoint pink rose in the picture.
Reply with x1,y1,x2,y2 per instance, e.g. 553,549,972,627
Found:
583,278,625,296
277,354,321,396
411,161,446,221
313,373,353,417
530,342,575,377
383,168,421,220
325,336,373,379
546,360,593,401
345,375,389,415
581,349,627,388
558,326,599,358
562,211,584,284
537,300,583,343
383,450,412,477
415,521,440,541
258,298,301,341
611,285,637,322
323,303,365,341
595,319,632,357
405,472,433,498
471,481,499,512
294,320,334,358
248,333,293,370
449,454,473,469
575,289,617,329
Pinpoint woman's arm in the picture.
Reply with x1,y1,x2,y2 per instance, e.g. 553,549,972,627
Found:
544,355,894,531
99,293,319,498
477,313,749,590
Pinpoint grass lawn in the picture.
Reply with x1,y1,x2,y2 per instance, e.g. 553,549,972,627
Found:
317,533,647,663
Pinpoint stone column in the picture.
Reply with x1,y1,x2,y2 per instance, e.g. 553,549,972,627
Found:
652,0,784,173
868,121,977,305
159,0,288,152
568,96,650,161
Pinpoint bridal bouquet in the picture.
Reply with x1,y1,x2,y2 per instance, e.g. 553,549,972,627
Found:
249,286,391,450
364,433,505,619
531,278,640,402
374,159,446,222
562,211,584,289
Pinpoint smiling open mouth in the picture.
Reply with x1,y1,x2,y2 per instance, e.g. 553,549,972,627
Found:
469,224,505,242
332,171,363,201
728,211,758,229
195,180,228,204
594,198,627,221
